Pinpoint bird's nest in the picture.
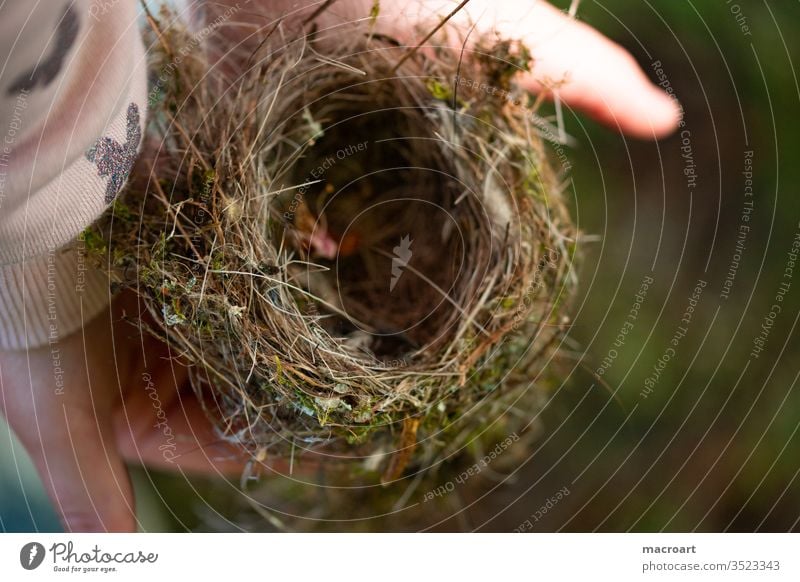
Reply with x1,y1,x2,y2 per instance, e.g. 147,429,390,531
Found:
90,8,576,482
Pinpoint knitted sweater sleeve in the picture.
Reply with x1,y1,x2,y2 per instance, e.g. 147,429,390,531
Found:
0,0,147,350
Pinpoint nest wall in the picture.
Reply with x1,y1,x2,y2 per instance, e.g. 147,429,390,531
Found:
92,10,577,482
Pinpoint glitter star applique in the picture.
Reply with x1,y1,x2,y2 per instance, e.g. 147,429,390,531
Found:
86,103,142,204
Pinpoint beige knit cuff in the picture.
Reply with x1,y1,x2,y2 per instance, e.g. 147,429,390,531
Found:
0,240,110,351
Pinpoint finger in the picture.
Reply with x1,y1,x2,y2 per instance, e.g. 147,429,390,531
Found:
473,1,682,139
111,343,298,477
107,295,250,476
113,356,247,476
0,320,137,532
107,295,315,477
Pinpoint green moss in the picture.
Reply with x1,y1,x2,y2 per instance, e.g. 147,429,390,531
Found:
210,248,225,271
302,107,324,145
111,248,130,267
427,78,471,110
369,0,380,23
274,355,290,387
79,227,107,256
162,301,187,327
345,425,375,445
479,39,533,91
351,404,375,424
152,232,167,262
292,389,317,418
427,78,453,102
111,199,133,221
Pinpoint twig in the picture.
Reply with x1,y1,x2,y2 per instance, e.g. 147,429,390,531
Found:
390,0,474,74
302,0,341,26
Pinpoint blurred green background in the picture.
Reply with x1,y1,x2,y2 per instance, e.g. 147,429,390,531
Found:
2,0,799,532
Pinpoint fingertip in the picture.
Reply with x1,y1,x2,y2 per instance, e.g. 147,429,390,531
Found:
511,7,684,140
600,53,684,139
601,81,683,140
23,408,137,532
641,86,683,139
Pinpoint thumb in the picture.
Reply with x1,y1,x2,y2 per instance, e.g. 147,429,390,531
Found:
0,324,136,532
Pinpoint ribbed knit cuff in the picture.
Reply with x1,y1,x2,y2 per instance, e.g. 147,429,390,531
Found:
0,1,147,350
0,241,110,350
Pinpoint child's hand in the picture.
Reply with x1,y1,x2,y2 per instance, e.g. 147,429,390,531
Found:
0,291,247,532
214,0,680,138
